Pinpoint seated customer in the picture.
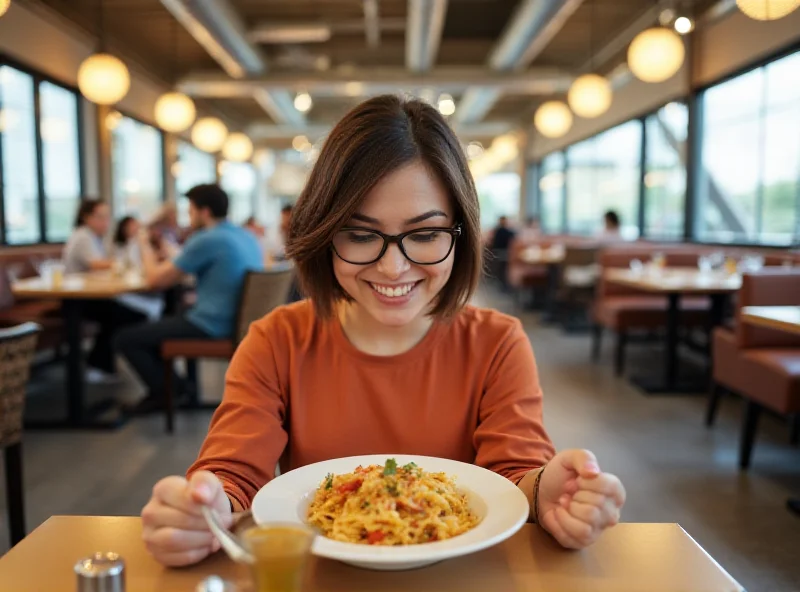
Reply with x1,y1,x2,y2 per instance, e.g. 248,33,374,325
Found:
139,95,624,567
112,215,141,269
63,200,114,274
598,210,623,242
114,184,263,413
63,200,147,377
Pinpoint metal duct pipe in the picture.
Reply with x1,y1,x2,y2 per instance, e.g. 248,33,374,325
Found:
406,0,449,73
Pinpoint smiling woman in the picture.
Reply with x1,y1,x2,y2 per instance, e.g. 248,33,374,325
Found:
141,95,625,569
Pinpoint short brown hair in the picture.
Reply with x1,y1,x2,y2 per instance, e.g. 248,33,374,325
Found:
287,94,482,319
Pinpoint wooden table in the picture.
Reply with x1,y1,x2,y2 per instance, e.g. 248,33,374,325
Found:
740,305,800,518
12,272,150,429
604,268,741,394
0,516,744,592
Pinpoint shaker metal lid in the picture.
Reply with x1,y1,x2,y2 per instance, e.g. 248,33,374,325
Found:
74,552,125,577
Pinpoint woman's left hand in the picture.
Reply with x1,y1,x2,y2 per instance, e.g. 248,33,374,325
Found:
536,449,625,549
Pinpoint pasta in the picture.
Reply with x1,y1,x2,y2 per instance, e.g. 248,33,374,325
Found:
306,458,480,545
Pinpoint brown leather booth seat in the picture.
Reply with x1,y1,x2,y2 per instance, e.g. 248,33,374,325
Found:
0,246,66,352
708,269,800,469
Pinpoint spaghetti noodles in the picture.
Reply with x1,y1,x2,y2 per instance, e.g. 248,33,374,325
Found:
306,458,480,545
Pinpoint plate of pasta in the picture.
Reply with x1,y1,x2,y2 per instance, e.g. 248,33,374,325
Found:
251,454,530,570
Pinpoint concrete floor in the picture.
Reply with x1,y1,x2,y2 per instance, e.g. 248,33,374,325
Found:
1,290,799,592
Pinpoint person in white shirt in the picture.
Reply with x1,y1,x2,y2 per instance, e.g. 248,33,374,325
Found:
518,216,542,243
62,200,148,377
597,210,623,242
112,215,164,322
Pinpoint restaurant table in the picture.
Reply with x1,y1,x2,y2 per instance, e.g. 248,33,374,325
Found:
0,516,744,592
518,246,566,321
740,305,800,518
604,268,741,394
11,272,151,429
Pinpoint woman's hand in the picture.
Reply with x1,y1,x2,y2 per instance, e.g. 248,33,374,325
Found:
141,471,232,566
537,449,625,549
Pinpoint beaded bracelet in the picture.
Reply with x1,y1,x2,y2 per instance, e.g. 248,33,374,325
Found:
532,464,547,525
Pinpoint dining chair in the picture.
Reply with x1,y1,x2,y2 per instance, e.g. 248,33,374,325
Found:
0,322,40,546
160,269,295,433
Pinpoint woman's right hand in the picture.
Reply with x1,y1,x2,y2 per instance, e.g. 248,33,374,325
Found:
142,470,232,566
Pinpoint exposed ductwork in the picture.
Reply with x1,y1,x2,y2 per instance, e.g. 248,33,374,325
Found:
406,0,449,73
455,0,584,124
160,0,304,126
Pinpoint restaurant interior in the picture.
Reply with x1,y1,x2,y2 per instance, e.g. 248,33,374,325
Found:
0,0,799,590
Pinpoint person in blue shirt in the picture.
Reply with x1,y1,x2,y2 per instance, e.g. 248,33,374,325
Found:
114,184,263,414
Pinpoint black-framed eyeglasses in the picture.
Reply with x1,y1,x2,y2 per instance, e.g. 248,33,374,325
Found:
332,224,462,265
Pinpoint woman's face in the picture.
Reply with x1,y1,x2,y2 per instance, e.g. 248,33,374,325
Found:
332,161,456,328
86,204,111,236
125,219,140,240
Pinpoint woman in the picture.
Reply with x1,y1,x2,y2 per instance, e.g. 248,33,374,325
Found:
141,96,625,566
62,201,148,376
112,215,142,269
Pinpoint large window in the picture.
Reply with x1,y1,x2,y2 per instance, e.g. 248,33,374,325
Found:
111,115,164,219
696,50,800,245
40,81,81,242
0,64,82,244
538,152,566,233
220,161,256,224
644,102,688,240
566,120,642,238
477,172,521,229
175,141,216,226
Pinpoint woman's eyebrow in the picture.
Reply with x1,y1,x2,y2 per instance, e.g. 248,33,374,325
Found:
349,210,448,225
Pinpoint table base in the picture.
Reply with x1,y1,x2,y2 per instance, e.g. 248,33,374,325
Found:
630,375,708,395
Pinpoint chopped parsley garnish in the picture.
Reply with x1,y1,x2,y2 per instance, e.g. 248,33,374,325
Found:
383,458,397,476
386,482,400,497
324,473,334,490
361,501,371,509
402,462,418,471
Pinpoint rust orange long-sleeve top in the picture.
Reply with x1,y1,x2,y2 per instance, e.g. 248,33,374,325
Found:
188,300,555,510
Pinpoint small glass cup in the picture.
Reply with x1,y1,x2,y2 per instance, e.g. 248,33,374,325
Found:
241,524,315,592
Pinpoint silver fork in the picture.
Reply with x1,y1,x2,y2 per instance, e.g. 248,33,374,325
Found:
201,506,255,564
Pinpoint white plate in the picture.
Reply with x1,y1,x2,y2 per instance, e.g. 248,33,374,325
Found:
251,454,530,570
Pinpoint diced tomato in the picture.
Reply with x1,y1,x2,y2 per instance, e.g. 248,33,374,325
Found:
336,479,363,494
367,530,385,544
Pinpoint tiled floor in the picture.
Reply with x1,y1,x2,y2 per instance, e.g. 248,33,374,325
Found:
2,290,799,591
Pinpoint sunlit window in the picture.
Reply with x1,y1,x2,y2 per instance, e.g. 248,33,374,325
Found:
537,152,565,234
644,102,688,240
696,50,800,245
111,115,164,220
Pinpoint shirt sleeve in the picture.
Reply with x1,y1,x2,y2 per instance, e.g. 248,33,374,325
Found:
473,320,555,484
173,233,213,275
72,232,101,269
186,316,289,509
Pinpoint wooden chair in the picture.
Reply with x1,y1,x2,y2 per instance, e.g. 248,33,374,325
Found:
160,269,295,433
0,322,40,546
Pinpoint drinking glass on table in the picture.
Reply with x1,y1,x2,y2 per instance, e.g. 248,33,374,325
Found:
241,524,315,592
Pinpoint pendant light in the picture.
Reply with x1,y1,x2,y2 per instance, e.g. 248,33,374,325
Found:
0,1,11,18
534,101,573,138
78,0,130,105
154,19,195,133
568,0,612,118
736,0,799,20
627,26,685,83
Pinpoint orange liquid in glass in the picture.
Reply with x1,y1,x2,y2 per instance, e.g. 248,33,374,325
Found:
242,525,314,592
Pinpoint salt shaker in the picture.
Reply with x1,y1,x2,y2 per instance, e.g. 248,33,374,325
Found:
74,552,125,592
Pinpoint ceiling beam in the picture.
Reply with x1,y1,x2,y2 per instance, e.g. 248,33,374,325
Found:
406,0,449,73
363,0,381,48
177,67,574,98
160,0,304,126
455,0,584,124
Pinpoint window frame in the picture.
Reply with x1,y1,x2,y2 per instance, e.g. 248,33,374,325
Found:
0,53,86,246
